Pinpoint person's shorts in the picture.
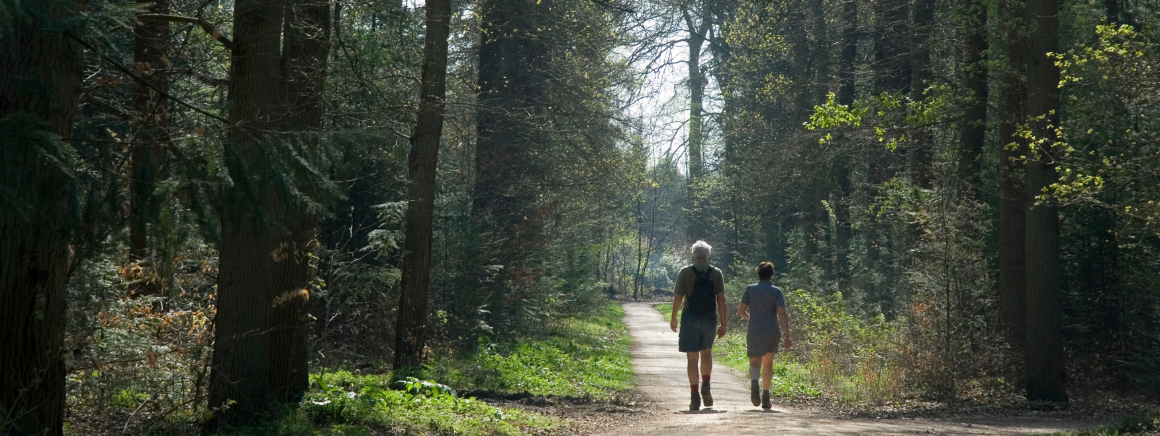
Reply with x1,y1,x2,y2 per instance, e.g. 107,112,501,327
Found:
678,311,718,352
746,325,781,357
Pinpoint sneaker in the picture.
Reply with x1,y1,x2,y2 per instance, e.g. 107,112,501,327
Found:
700,381,713,407
750,381,760,406
761,390,771,410
690,392,701,411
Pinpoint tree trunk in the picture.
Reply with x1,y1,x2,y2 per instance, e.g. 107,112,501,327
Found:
0,2,84,435
957,0,987,198
273,0,331,403
1105,0,1119,24
473,0,550,327
874,0,910,96
998,0,1028,350
1023,0,1066,403
395,0,451,369
130,0,171,265
833,0,857,276
867,0,908,276
908,0,934,189
684,3,711,243
685,4,710,182
209,0,326,426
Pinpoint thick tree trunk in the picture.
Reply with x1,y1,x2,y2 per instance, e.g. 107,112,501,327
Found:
473,0,549,326
1023,0,1066,403
395,0,451,369
270,0,331,401
957,0,988,198
998,0,1028,350
130,0,171,264
0,2,84,435
209,0,325,426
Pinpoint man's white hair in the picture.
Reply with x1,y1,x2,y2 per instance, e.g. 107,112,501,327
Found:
691,240,711,260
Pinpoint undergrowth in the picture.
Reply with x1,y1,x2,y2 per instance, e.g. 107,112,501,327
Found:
270,371,559,436
428,302,634,398
1056,412,1160,435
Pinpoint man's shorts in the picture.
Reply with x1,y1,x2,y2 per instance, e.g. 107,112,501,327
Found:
678,311,718,352
746,325,781,357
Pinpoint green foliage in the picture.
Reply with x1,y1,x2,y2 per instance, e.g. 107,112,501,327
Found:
430,303,634,398
1056,412,1160,435
286,371,558,435
0,111,80,222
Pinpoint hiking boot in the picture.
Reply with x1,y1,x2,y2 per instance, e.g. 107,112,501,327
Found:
689,392,701,411
700,381,713,407
750,381,760,406
761,390,771,410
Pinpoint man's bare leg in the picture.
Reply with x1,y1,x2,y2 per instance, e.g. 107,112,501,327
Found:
699,348,713,377
686,352,702,410
699,348,714,406
686,352,700,386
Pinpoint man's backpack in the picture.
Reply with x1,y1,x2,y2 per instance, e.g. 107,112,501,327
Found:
686,265,717,315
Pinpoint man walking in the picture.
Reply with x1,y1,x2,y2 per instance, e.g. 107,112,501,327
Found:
669,240,726,410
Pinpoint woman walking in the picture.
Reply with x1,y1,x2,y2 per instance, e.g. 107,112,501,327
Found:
737,261,791,410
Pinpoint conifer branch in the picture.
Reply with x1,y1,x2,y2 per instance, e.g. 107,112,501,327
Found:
65,31,234,126
138,14,234,50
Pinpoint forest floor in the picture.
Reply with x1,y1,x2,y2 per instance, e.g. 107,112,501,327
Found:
557,301,1115,436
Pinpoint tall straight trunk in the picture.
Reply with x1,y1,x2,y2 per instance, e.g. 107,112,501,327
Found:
271,0,330,402
998,0,1028,350
0,2,84,435
210,0,287,424
683,3,711,242
685,4,710,182
874,0,911,96
1105,0,1119,24
833,0,858,276
1023,0,1066,402
210,0,327,426
958,0,988,198
473,0,549,325
867,0,909,271
130,0,170,264
908,0,934,189
395,0,451,369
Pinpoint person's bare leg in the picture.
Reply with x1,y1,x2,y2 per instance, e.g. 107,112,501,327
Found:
686,351,701,410
749,355,762,406
761,352,775,409
761,352,775,389
699,348,713,377
686,352,700,386
699,348,714,406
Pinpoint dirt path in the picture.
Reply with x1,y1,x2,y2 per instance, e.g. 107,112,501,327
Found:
601,302,1107,435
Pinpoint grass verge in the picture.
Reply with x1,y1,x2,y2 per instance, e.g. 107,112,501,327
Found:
1054,412,1160,435
274,371,558,436
220,302,632,435
430,302,634,398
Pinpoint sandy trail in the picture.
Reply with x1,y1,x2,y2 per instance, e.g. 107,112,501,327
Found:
598,302,1107,435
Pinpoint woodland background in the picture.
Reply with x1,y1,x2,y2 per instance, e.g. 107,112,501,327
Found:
2,0,1159,433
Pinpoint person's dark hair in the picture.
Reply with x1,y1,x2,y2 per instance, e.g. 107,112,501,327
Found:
756,261,774,281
